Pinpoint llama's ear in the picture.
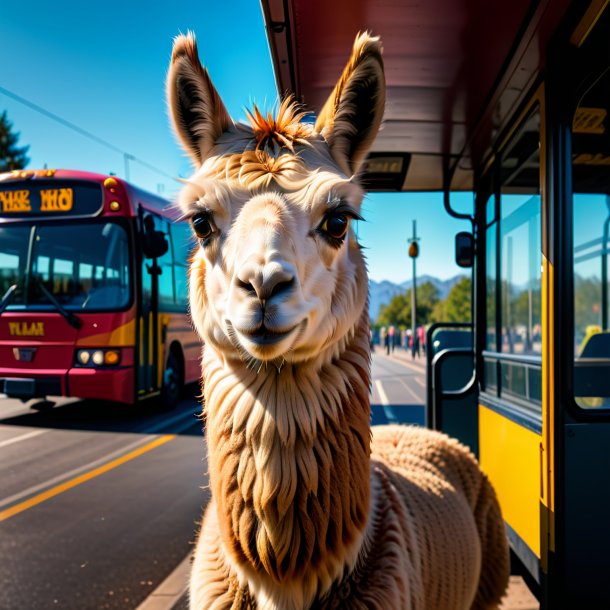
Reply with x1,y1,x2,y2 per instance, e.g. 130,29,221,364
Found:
167,32,233,165
315,32,385,177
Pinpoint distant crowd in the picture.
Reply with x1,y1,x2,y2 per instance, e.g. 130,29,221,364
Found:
372,325,427,359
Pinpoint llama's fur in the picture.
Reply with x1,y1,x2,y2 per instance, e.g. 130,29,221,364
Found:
167,31,509,610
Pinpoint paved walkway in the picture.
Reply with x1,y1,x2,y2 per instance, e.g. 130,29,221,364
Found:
500,576,539,609
375,346,427,368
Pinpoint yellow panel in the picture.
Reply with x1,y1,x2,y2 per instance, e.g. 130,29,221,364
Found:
479,405,541,557
76,318,136,347
108,319,135,345
570,0,609,47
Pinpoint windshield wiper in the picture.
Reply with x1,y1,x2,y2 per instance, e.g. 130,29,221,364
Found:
31,276,81,329
0,284,18,316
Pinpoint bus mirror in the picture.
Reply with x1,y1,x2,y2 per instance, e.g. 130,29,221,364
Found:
455,232,474,268
143,232,169,259
142,215,169,259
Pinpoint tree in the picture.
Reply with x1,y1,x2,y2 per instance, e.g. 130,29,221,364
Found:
0,111,30,172
376,281,440,327
443,276,472,322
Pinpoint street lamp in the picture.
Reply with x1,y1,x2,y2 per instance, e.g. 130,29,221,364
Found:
408,220,420,355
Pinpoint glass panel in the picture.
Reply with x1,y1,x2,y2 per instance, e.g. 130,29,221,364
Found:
500,110,542,356
2,221,131,311
572,63,610,409
501,362,542,408
0,225,30,303
500,195,542,354
486,220,497,351
484,358,498,393
486,194,497,226
150,215,175,307
170,221,195,307
501,362,526,401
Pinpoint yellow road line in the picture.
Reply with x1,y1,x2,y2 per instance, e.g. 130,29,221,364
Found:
0,434,175,522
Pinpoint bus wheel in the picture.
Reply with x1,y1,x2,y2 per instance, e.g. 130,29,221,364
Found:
161,350,183,409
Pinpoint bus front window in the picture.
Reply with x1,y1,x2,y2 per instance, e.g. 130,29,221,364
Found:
0,225,30,305
0,221,131,312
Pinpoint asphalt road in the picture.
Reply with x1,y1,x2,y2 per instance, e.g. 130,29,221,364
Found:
0,352,535,609
370,346,427,426
0,388,207,610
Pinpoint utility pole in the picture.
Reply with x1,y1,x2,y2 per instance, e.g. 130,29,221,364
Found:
124,153,135,182
408,220,420,354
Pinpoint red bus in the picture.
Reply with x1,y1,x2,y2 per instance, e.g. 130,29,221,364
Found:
0,168,200,407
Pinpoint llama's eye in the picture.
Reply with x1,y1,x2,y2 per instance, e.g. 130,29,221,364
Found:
191,213,214,240
320,212,349,240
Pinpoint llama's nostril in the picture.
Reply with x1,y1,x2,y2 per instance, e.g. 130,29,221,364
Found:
236,263,295,301
236,278,257,295
269,277,294,299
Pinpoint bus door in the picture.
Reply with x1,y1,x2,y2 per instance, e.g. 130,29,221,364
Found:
477,97,544,593
136,210,169,397
547,8,610,607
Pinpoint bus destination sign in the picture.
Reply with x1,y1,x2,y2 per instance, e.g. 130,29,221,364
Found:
0,181,103,218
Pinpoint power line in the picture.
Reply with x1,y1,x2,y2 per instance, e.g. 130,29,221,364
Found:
0,84,179,184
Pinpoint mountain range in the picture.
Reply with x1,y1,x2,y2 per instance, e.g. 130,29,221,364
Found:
368,274,466,320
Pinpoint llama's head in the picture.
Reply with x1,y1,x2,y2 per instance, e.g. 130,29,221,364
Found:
168,33,384,366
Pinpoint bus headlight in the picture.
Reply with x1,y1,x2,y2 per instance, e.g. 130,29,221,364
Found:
75,349,121,367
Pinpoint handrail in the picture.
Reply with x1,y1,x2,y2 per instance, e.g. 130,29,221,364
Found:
430,347,476,429
425,322,473,425
482,350,542,367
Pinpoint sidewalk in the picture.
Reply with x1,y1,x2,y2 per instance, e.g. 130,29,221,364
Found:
376,346,427,369
500,576,539,609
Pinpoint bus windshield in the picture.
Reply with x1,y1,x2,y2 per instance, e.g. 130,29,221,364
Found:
0,221,131,311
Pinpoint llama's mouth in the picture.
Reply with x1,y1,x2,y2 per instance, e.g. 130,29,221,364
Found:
226,319,306,359
238,323,299,346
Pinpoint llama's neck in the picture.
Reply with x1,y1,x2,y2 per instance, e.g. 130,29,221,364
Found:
203,314,371,607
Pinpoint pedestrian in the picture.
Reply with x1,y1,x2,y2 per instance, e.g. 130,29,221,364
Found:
389,325,395,353
384,331,390,355
417,325,426,356
412,332,420,359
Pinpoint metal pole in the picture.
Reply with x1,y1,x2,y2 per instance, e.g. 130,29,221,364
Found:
124,153,134,182
408,219,419,356
602,199,610,330
412,251,417,341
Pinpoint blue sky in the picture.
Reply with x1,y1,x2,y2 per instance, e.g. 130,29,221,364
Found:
1,0,471,283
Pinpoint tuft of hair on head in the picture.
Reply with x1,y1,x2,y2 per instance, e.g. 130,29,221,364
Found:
246,96,313,153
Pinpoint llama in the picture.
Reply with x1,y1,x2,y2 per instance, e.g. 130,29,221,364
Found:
166,31,509,610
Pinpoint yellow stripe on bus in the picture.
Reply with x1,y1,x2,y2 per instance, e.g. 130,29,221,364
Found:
0,435,175,522
76,318,136,347
479,405,541,557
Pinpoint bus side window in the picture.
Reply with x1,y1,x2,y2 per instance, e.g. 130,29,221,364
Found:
482,107,542,410
571,64,610,409
170,221,195,307
145,214,175,307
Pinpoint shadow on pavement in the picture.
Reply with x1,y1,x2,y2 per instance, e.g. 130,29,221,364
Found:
370,403,425,426
0,383,203,436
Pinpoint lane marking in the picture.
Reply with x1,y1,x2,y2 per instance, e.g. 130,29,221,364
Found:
0,434,161,509
413,377,426,388
0,434,175,522
396,376,424,403
374,380,389,406
0,428,47,448
136,553,191,610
